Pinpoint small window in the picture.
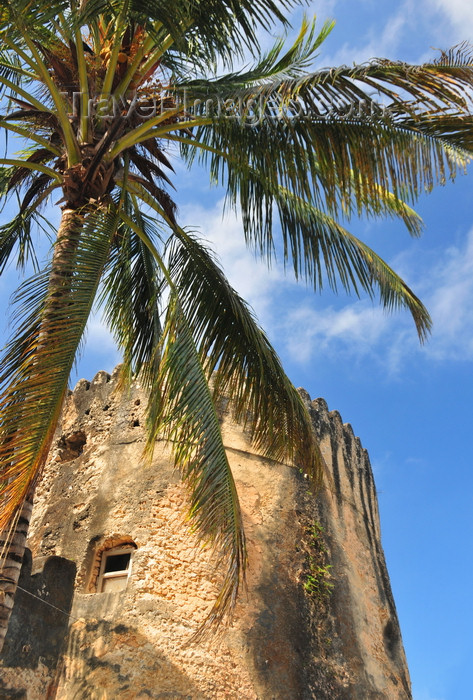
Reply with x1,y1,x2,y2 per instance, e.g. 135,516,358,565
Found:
97,547,133,593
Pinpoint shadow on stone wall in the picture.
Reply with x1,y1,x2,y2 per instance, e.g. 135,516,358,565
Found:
55,619,202,700
1,549,76,671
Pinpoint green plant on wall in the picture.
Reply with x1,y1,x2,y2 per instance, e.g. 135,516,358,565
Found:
303,522,333,600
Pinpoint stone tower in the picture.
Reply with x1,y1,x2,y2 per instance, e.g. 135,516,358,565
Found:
0,368,411,699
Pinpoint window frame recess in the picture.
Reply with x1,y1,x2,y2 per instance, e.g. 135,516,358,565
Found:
96,545,134,593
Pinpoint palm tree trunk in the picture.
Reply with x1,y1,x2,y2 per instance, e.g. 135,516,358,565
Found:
0,208,81,654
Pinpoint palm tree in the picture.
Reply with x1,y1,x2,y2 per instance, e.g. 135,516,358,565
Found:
0,0,472,647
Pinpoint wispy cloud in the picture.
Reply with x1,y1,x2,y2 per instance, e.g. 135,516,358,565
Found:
315,0,469,68
430,0,473,41
318,1,412,66
421,229,473,361
278,302,390,364
281,228,473,372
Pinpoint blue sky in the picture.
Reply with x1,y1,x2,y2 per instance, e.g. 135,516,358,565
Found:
1,2,472,698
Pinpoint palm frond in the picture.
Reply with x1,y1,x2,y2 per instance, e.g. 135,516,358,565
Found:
0,211,39,273
167,229,325,481
0,0,68,46
0,47,35,92
178,15,335,92
176,38,473,229
114,207,249,629
100,198,165,377
273,190,432,340
0,121,61,155
0,158,61,183
181,111,471,247
0,205,118,530
146,290,246,630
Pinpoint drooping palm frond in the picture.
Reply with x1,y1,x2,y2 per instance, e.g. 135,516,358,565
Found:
182,104,471,218
166,228,324,480
116,175,325,471
176,34,473,236
147,291,247,630
0,211,40,273
0,163,59,273
273,190,432,340
100,198,165,378
0,205,118,530
109,207,247,628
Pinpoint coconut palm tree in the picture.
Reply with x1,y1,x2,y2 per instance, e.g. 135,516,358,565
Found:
0,0,472,647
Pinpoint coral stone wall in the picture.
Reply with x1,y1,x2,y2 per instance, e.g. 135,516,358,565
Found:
0,369,411,699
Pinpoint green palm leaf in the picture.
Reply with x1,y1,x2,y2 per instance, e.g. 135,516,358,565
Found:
167,229,324,481
147,290,247,631
273,190,432,340
100,201,165,378
0,206,118,529
0,212,40,273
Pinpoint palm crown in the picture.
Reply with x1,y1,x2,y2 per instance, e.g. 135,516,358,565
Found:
0,0,473,635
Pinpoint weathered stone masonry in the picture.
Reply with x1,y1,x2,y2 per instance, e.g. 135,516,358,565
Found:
0,368,411,699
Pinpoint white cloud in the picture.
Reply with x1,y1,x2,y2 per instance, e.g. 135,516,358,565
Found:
314,0,470,69
279,302,389,364
430,0,473,41
317,1,411,66
422,229,473,361
413,689,446,700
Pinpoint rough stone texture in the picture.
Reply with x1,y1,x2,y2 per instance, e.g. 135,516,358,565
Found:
0,369,411,699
